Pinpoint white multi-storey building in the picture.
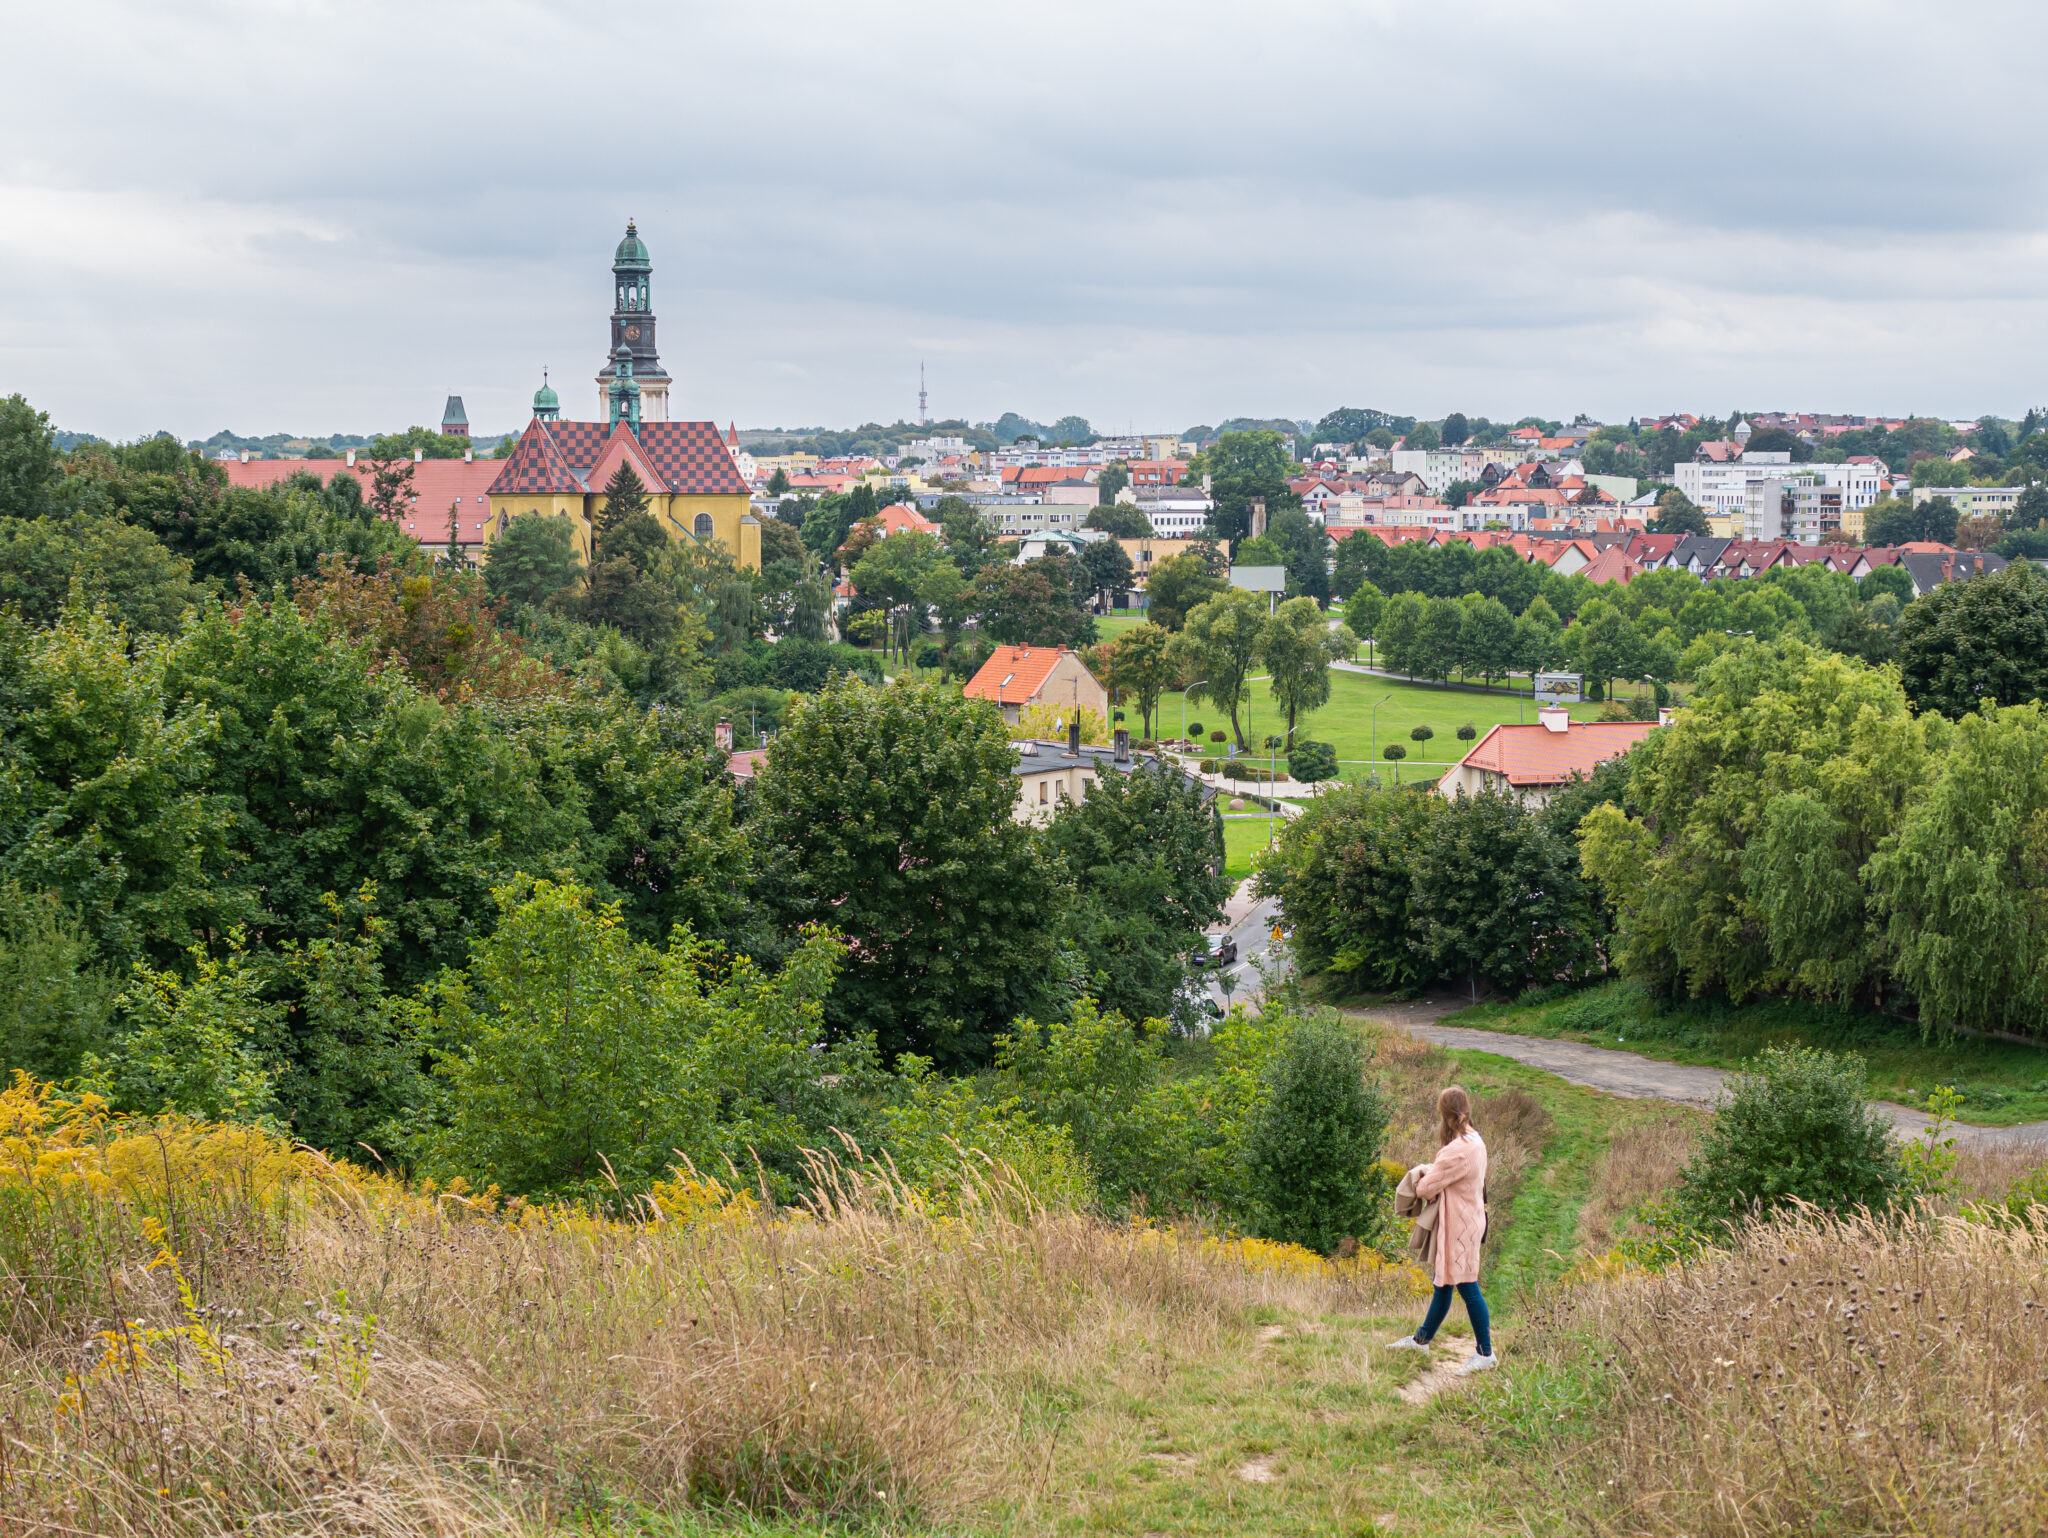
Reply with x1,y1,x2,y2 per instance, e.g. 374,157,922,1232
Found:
1676,452,1889,524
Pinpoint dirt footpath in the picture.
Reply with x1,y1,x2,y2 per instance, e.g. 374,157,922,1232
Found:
1354,997,2048,1151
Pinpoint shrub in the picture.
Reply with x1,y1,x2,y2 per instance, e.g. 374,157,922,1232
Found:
1556,978,1652,1038
1241,1014,1392,1254
1288,739,1338,784
1409,724,1433,743
911,639,945,670
1383,743,1407,761
1456,722,1477,742
1209,730,1227,744
1187,721,1204,738
1675,1045,1905,1232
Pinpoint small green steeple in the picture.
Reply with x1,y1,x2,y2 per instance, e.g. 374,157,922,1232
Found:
606,346,641,433
532,368,560,421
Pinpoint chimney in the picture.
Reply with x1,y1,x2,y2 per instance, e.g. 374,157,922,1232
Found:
239,450,248,463
1114,727,1130,763
464,448,473,463
1249,496,1267,540
713,719,733,752
413,448,423,463
1066,719,1081,757
1657,707,1675,727
346,449,356,466
1538,705,1571,734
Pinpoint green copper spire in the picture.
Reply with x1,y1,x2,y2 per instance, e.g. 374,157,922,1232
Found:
606,346,641,433
532,368,560,421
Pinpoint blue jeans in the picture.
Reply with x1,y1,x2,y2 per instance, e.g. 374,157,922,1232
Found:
1415,1282,1491,1357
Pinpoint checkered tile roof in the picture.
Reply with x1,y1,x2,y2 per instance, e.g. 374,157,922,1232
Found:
488,419,748,498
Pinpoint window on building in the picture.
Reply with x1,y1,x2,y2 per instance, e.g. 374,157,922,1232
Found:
1038,781,1048,804
694,513,714,539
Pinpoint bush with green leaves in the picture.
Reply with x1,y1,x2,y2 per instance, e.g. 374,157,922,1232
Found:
1287,739,1338,783
414,877,879,1201
1382,742,1406,761
1241,1014,1392,1254
1409,724,1433,744
1675,1046,1905,1232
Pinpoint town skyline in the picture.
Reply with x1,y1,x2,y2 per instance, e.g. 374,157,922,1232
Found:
7,1,2046,441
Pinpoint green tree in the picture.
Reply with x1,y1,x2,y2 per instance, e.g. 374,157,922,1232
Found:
1343,583,1384,661
1084,502,1150,538
0,883,117,1081
593,461,651,541
1174,589,1271,751
1143,551,1225,631
1865,495,1958,547
1242,1014,1392,1254
1096,462,1131,504
1897,560,2048,718
766,467,790,495
1258,783,1441,990
1048,762,1227,1028
1457,592,1517,684
972,556,1096,647
1287,739,1338,784
1098,621,1175,739
1415,595,1466,682
1377,590,1425,676
1263,594,1346,740
1869,701,2048,1035
1186,430,1299,544
80,949,282,1121
1079,537,1135,602
0,395,61,521
1440,412,1469,447
0,516,206,635
484,512,584,610
852,530,943,661
1410,788,1601,996
1652,487,1710,536
753,678,1068,1067
417,877,866,1199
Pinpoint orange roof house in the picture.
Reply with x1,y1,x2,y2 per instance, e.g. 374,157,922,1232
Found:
1578,546,1641,586
218,455,506,563
1437,709,1659,807
963,645,1109,724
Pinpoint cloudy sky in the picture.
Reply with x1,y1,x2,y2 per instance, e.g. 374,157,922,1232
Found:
4,0,2044,441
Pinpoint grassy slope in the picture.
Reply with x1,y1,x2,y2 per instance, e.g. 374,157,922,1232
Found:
1156,667,1603,785
1441,981,2048,1127
1221,813,1284,881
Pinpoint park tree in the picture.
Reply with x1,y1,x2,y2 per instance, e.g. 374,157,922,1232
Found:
1415,595,1466,682
1263,594,1350,740
1242,1015,1393,1254
1098,621,1176,740
1172,588,1271,751
1143,550,1225,631
0,515,207,636
1344,583,1384,661
1377,590,1426,676
1257,782,1440,989
1096,462,1131,504
1440,412,1470,447
1457,592,1517,685
753,678,1068,1067
1079,536,1135,602
852,529,944,661
972,556,1095,647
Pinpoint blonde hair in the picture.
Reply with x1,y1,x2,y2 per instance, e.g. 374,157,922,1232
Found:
1437,1086,1473,1146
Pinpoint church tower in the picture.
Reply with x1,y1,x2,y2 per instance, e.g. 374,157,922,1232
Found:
596,220,671,421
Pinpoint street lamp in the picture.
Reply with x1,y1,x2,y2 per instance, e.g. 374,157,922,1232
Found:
1369,693,1393,762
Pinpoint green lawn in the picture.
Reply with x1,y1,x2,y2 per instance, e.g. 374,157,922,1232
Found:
1152,666,1605,784
1092,611,1149,641
1442,981,2048,1127
1220,813,1287,881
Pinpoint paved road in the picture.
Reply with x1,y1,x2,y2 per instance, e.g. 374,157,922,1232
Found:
1356,996,2048,1150
1202,877,1286,1009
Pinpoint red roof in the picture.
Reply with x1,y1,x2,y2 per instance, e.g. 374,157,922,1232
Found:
489,418,748,498
216,457,504,547
1457,719,1657,786
874,504,939,537
964,645,1069,707
1578,546,1641,585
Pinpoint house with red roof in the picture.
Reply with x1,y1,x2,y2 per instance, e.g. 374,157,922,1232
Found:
963,645,1108,726
1437,707,1660,808
1578,546,1641,586
218,454,505,564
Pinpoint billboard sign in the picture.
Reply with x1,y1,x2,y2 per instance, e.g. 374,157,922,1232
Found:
1535,672,1584,704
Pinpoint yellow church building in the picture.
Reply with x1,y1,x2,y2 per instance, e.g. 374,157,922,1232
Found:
485,222,760,570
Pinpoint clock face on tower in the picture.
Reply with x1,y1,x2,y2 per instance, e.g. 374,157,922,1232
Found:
624,325,642,340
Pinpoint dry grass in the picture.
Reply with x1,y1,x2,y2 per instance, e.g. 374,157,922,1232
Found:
0,1086,1431,1536
1574,1113,1700,1252
1522,1204,2048,1536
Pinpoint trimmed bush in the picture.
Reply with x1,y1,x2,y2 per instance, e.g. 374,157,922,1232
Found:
1382,743,1407,761
1199,758,1219,774
1288,740,1339,784
1409,724,1434,743
1456,722,1477,742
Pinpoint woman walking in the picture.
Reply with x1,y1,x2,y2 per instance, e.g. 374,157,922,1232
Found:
1387,1086,1496,1373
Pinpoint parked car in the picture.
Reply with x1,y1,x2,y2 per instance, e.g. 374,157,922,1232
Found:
1197,933,1239,969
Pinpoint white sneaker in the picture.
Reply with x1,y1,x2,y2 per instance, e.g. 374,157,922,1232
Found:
1385,1335,1429,1353
1456,1352,1498,1374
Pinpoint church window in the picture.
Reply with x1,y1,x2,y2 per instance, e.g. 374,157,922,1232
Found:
694,513,714,539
